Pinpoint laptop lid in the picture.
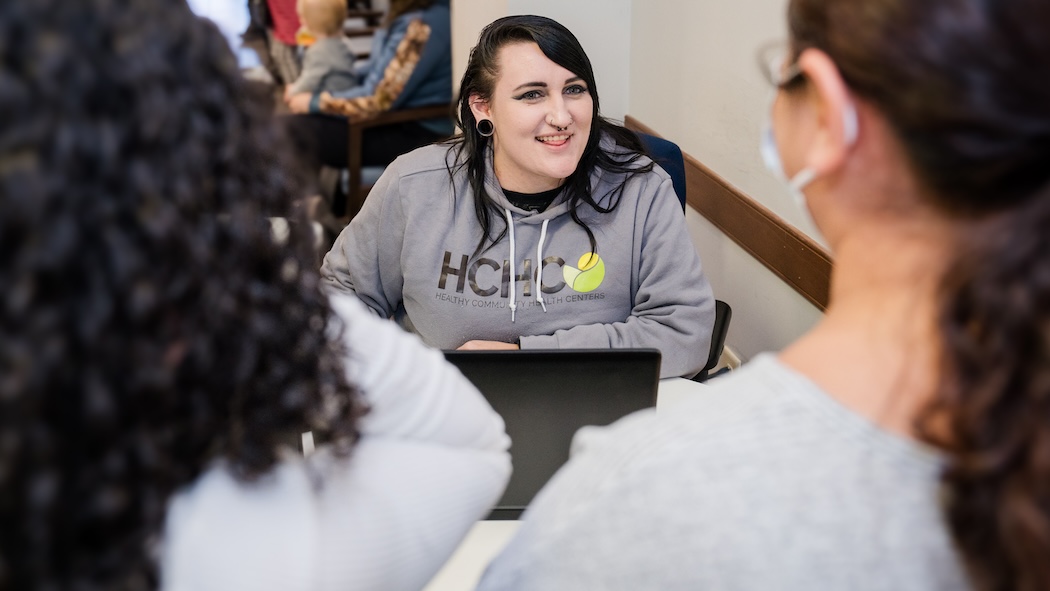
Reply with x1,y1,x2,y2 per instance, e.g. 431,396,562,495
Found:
443,348,661,519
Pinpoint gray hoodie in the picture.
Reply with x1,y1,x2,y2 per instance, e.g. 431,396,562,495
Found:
320,136,715,378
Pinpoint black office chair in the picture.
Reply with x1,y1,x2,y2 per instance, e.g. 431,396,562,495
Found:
693,299,732,382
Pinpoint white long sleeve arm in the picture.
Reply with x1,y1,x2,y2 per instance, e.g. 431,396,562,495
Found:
309,294,512,591
161,294,511,591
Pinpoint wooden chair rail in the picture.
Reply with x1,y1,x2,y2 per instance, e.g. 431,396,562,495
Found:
625,115,832,310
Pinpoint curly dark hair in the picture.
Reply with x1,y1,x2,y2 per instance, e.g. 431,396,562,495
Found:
788,0,1050,589
450,15,654,259
0,0,364,588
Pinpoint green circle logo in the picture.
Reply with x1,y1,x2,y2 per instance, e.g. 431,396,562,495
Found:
562,253,605,292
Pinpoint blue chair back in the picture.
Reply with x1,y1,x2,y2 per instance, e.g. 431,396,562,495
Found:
637,132,687,212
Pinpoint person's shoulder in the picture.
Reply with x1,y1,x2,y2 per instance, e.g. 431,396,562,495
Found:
510,361,797,541
663,354,817,430
596,131,662,178
590,131,670,204
571,356,801,462
598,131,636,155
534,356,835,527
656,354,943,470
386,141,461,179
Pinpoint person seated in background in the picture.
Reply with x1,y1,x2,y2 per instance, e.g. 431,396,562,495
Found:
476,0,1050,589
284,0,453,220
283,0,357,98
262,0,303,88
319,15,716,379
0,1,510,590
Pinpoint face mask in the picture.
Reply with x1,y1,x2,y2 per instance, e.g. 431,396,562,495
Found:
760,102,858,233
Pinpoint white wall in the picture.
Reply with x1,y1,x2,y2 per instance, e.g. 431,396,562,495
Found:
452,0,825,360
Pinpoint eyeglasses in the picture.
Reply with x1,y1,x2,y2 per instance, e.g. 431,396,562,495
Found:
757,41,805,89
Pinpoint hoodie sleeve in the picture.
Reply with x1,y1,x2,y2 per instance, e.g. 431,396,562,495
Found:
320,164,407,318
519,174,715,379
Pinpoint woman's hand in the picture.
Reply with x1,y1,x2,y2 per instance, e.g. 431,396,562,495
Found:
457,340,520,351
286,92,314,114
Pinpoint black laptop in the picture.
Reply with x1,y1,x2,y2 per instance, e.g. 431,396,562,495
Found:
443,348,661,519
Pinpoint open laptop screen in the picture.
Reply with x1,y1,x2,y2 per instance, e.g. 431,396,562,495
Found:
444,349,661,519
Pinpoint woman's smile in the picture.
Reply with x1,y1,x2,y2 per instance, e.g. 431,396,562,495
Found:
536,133,572,146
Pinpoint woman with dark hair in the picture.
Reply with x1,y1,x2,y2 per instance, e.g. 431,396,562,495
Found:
0,1,509,589
321,15,716,379
477,0,1050,589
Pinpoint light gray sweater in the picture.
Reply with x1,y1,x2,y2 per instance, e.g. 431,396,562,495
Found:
320,138,715,378
477,354,971,591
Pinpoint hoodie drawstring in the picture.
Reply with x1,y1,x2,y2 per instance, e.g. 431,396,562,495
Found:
535,219,549,312
504,209,550,322
504,208,517,322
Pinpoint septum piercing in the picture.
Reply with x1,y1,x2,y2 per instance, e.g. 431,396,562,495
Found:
547,117,571,131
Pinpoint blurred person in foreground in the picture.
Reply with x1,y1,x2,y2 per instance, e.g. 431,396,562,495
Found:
478,0,1050,589
0,1,510,589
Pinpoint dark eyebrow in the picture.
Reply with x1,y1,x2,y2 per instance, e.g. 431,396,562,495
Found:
511,77,585,93
512,82,547,92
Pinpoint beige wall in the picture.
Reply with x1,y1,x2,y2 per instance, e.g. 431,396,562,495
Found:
629,0,823,360
451,0,632,121
505,0,632,121
451,0,825,360
450,0,507,96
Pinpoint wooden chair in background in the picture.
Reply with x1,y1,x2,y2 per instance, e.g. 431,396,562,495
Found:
339,102,454,223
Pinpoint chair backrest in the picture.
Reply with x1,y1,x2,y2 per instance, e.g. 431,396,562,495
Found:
637,132,687,212
694,299,732,382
